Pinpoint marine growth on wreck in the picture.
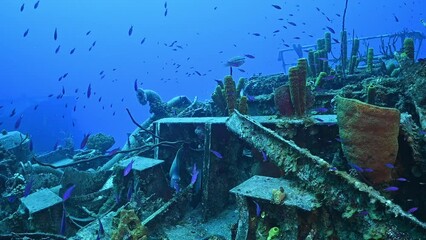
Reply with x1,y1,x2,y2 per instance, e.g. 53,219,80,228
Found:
0,1,426,240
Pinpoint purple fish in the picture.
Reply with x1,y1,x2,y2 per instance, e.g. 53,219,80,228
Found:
210,149,223,159
329,167,337,171
396,177,408,182
335,137,343,143
385,163,395,169
87,84,92,98
407,207,418,213
247,95,255,102
364,168,374,173
7,195,16,203
253,200,261,217
63,184,76,201
348,163,363,172
60,207,66,235
323,75,336,81
124,160,135,176
107,148,120,156
261,151,267,162
314,107,328,113
357,210,369,217
318,57,328,62
23,177,34,197
419,130,426,135
80,133,90,149
384,186,399,192
14,115,23,129
190,163,199,185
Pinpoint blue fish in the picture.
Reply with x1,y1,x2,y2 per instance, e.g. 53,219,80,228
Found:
190,163,199,185
384,186,399,192
60,207,66,235
261,151,267,162
124,160,135,176
23,177,34,197
210,149,223,159
98,218,104,235
348,163,363,172
396,177,408,182
313,107,328,113
253,200,261,217
63,184,76,201
385,163,395,169
407,207,418,213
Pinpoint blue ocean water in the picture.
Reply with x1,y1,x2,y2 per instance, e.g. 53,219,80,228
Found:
0,0,424,152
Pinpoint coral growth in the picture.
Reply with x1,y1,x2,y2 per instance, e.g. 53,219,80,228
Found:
336,96,400,184
224,75,237,115
271,187,285,204
288,59,308,116
86,133,115,153
111,208,147,240
274,85,294,116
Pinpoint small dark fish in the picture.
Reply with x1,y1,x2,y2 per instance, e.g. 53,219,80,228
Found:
210,149,223,159
140,37,146,44
385,163,395,169
318,57,328,62
364,168,374,173
164,9,168,16
23,28,29,37
54,28,58,41
63,73,68,78
283,43,290,47
164,1,167,8
384,186,399,192
98,218,104,235
34,1,40,9
124,160,135,176
20,3,25,12
195,71,202,76
329,167,337,171
272,29,280,33
23,177,34,197
92,41,96,46
98,97,102,102
313,117,324,122
214,79,224,88
86,30,91,35
271,4,281,10
407,207,418,213
80,133,90,148
190,163,199,185
29,139,33,151
62,86,65,95
53,140,59,150
293,36,300,40
55,45,61,54
60,207,66,235
288,21,297,26
69,48,75,54
335,137,343,143
332,38,340,43
393,14,399,22
87,84,92,98
14,115,23,129
9,108,16,117
134,79,138,91
128,25,133,36
326,26,335,34
253,200,261,216
62,184,76,201
244,54,255,59
252,33,261,36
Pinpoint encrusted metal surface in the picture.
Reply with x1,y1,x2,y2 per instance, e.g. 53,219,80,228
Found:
225,111,426,233
230,175,319,211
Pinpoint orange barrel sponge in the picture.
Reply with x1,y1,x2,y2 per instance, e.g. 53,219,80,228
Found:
336,96,400,184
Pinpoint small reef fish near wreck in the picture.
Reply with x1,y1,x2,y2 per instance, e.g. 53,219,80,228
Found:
62,184,76,201
123,159,135,176
210,149,223,159
224,56,245,67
